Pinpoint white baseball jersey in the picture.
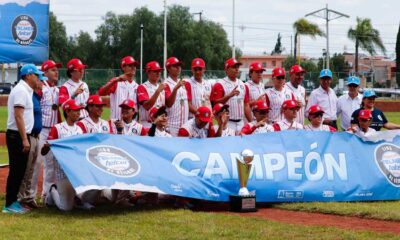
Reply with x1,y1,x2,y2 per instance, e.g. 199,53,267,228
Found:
286,82,306,125
109,79,138,119
108,119,147,136
304,124,334,132
273,119,304,131
212,125,236,137
77,117,110,133
59,79,89,118
155,128,172,137
179,118,211,138
41,81,60,127
245,80,265,102
137,81,165,126
165,77,190,131
212,77,249,121
265,86,294,123
186,77,212,118
48,121,83,180
241,121,274,135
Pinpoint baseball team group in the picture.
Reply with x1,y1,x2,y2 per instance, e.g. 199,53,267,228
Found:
3,55,400,213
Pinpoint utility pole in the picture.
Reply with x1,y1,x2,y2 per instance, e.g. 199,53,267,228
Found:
290,35,293,57
140,24,144,84
163,0,167,80
232,0,235,58
305,4,349,70
192,11,203,21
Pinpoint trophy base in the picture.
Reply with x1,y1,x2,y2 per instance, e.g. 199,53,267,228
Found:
229,195,257,212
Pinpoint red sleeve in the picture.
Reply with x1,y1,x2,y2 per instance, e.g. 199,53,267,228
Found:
210,83,225,103
240,123,257,135
164,84,172,99
47,126,59,140
244,84,250,104
184,81,192,102
291,93,295,100
137,85,150,104
108,120,115,134
178,128,190,137
265,94,270,108
58,86,70,105
98,78,117,96
57,109,62,124
208,123,216,137
273,123,281,131
329,126,337,132
76,121,87,133
140,127,149,136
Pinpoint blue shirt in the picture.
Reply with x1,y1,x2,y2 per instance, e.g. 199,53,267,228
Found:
31,92,42,134
350,108,388,131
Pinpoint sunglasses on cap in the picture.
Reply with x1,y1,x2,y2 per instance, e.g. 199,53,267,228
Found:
310,113,323,118
276,76,285,80
348,84,358,88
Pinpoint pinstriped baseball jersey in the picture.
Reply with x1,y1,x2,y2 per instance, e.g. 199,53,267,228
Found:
164,77,190,130
109,80,138,119
212,125,236,136
108,119,147,136
187,77,212,118
273,119,304,131
40,81,59,127
60,79,89,118
78,117,110,133
155,128,172,137
286,82,306,125
179,118,211,138
245,80,265,102
212,77,249,120
265,86,294,123
137,81,165,125
304,124,336,132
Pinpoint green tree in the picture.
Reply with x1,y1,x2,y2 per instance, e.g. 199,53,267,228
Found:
283,56,319,87
317,53,350,85
49,12,70,63
396,23,400,87
293,18,324,63
271,33,283,55
348,17,386,74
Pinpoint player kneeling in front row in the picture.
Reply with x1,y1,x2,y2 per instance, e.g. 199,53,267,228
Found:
240,100,274,135
148,106,171,137
41,99,83,211
304,105,337,132
178,106,220,138
212,103,236,136
109,99,148,136
348,109,376,137
273,100,304,131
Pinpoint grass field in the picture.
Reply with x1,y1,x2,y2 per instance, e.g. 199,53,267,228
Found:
0,196,398,240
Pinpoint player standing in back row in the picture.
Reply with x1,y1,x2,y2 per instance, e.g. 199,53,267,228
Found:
245,61,266,119
286,65,306,125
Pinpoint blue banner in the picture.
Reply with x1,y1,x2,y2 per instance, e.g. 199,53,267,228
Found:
49,130,400,202
0,0,49,63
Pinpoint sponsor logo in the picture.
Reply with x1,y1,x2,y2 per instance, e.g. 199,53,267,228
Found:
12,15,37,45
322,191,335,198
375,143,400,187
86,145,140,177
354,191,374,197
170,184,183,192
277,190,303,199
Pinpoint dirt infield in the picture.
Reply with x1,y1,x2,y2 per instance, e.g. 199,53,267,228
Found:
0,166,399,235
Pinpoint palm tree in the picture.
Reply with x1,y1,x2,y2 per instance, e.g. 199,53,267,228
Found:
293,18,325,63
348,17,386,74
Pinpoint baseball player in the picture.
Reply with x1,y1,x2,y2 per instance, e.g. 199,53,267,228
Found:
185,58,212,119
273,100,304,131
98,56,139,120
210,58,252,134
148,106,172,137
137,61,165,128
109,99,148,136
77,95,110,134
178,106,218,138
240,100,274,135
265,67,295,124
59,58,89,119
245,61,266,107
212,103,236,137
164,57,191,136
348,109,376,137
304,105,337,132
41,99,83,211
287,65,306,124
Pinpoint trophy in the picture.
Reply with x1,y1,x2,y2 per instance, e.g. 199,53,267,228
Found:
230,149,257,212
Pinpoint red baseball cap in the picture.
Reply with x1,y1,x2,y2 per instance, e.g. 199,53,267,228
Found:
282,100,300,109
67,58,87,71
191,58,206,69
224,58,242,69
62,99,83,111
249,62,265,72
41,60,62,71
166,57,183,68
87,95,106,106
308,105,324,115
289,65,305,74
272,67,286,77
121,56,140,68
359,109,372,120
119,99,135,109
145,61,163,72
195,106,212,122
252,100,269,111
213,103,229,114
150,106,167,119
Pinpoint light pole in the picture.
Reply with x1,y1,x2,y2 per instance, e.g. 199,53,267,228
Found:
322,48,326,69
163,0,167,80
140,23,144,84
232,0,235,58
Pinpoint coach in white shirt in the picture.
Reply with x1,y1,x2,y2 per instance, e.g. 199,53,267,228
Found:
337,76,362,131
306,69,338,129
3,64,40,214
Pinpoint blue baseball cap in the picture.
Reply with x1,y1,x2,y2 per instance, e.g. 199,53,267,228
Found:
319,69,332,79
38,73,48,81
20,64,43,77
347,76,360,86
363,89,377,98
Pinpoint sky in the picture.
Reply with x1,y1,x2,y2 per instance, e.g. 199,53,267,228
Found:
49,0,399,59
